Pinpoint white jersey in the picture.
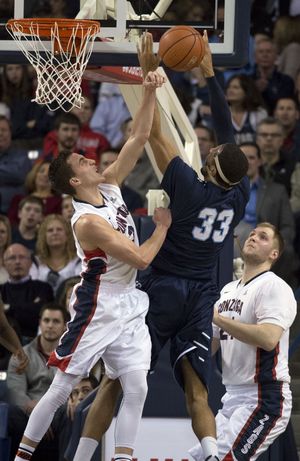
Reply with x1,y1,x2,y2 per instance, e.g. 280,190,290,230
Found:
71,183,139,288
213,271,296,386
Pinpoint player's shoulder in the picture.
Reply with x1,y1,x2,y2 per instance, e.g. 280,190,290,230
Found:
254,271,294,295
220,279,239,295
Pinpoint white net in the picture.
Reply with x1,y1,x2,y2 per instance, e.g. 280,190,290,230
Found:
6,19,100,112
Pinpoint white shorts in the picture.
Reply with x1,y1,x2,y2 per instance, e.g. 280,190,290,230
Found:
48,284,151,379
189,382,292,461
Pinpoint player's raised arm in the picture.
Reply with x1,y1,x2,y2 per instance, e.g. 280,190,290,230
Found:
138,32,178,174
104,69,166,186
74,206,172,270
199,30,235,145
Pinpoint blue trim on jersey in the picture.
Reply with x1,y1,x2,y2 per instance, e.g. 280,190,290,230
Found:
255,344,279,383
232,382,283,460
56,258,105,357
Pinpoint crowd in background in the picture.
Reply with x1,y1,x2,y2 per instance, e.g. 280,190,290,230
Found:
0,0,300,459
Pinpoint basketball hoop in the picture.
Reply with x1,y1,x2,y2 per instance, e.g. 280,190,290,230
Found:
6,18,100,111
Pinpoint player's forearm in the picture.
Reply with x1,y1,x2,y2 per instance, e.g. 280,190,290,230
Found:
131,86,156,143
138,223,169,269
214,316,279,351
0,323,23,354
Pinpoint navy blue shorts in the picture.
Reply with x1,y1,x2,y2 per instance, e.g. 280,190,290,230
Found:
139,269,219,390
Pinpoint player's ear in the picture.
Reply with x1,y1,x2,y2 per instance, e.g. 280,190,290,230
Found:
70,177,80,187
208,163,217,177
270,248,279,263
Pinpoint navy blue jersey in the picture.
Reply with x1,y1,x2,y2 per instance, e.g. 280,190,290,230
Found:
152,157,249,280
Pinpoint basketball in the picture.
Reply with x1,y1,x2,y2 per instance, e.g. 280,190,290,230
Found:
158,26,205,72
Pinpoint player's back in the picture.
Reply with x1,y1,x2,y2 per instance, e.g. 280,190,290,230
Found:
151,157,250,281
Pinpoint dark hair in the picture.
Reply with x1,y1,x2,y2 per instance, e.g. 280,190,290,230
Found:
48,151,76,196
54,112,81,130
39,302,70,323
215,143,249,187
256,222,285,261
239,141,261,159
226,74,265,111
194,123,216,144
256,116,284,133
18,195,44,212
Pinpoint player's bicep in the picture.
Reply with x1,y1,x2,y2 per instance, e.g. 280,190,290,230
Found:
75,216,142,268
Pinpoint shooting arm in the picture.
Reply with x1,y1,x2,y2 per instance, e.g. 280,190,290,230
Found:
75,210,171,270
213,310,283,351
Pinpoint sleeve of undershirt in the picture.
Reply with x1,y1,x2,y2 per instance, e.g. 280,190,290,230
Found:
206,76,235,145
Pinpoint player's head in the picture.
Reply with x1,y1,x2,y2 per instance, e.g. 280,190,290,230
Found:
49,151,103,196
242,222,284,267
202,143,248,189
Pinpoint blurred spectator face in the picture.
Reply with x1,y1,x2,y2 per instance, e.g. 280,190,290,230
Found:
256,123,284,162
0,220,9,251
274,98,299,131
121,119,133,143
71,98,93,126
61,195,74,222
240,144,262,180
3,244,32,280
255,40,277,69
35,162,51,190
18,201,43,230
39,308,66,342
5,64,23,86
46,218,67,249
98,151,118,173
226,78,245,104
70,378,94,405
57,123,79,151
0,118,11,151
194,126,215,162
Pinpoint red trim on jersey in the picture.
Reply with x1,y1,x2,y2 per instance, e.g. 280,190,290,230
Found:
16,450,32,460
223,451,234,460
48,274,101,371
83,248,107,261
232,384,262,449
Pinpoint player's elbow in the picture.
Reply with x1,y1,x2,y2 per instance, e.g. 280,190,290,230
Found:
132,132,150,148
135,258,150,270
261,338,279,352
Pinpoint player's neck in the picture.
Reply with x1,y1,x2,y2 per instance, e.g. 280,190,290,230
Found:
241,262,271,284
75,186,104,207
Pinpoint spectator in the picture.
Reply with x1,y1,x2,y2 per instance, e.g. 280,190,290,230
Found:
11,196,44,253
256,117,296,195
61,194,74,222
235,141,297,285
0,64,53,149
0,215,11,283
52,375,98,461
273,15,300,81
225,74,267,144
30,214,80,294
273,97,300,162
1,243,54,344
90,83,131,148
7,303,67,460
194,123,216,165
0,115,32,214
9,160,62,225
55,275,80,317
42,113,82,161
98,150,144,213
250,37,295,114
71,96,110,161
295,68,300,107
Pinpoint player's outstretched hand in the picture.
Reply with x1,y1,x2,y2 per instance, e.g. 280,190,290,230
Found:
143,70,166,89
199,30,214,78
13,347,29,374
153,207,172,229
138,32,161,77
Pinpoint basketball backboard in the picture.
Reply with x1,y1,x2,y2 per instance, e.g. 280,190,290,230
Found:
0,0,251,67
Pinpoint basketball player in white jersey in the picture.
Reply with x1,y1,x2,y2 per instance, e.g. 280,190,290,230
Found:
14,69,171,461
189,222,297,461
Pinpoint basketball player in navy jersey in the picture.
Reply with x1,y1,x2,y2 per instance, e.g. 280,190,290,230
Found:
72,32,250,461
190,223,296,460
13,70,172,461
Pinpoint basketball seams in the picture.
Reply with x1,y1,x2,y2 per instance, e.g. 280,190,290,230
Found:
163,35,197,70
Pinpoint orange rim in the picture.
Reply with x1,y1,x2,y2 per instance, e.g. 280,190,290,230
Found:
7,18,100,39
